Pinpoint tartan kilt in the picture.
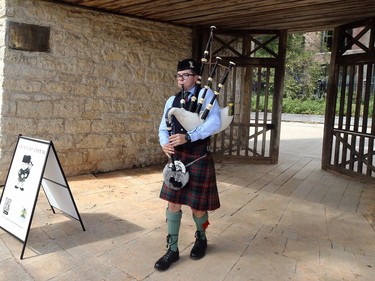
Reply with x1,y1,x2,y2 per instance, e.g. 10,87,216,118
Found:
160,140,220,211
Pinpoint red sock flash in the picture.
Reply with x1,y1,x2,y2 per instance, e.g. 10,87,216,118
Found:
202,220,210,230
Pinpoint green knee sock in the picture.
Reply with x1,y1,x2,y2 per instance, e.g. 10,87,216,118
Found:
166,208,182,252
193,212,209,240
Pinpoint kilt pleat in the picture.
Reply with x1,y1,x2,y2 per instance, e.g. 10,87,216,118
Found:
160,140,220,211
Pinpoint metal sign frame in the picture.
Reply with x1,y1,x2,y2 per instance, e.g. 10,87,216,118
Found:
0,135,85,259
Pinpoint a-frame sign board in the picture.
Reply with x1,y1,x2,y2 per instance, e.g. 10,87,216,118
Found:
0,136,85,259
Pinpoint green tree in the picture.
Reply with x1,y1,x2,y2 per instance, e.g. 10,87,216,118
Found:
255,32,329,100
251,32,331,114
284,33,328,100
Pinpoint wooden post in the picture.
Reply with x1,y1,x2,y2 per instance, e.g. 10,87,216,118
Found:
270,30,287,164
321,26,340,170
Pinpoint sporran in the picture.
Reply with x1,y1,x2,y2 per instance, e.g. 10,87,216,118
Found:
163,154,207,191
162,160,189,191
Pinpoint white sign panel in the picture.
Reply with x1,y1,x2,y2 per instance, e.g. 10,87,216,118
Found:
41,146,79,220
0,136,49,241
0,136,85,259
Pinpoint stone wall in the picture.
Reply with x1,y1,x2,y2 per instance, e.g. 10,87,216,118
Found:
0,0,191,182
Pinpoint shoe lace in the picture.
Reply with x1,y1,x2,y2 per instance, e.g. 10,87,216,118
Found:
164,248,175,259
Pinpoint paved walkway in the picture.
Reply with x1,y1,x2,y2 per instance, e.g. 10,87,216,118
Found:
1,122,375,280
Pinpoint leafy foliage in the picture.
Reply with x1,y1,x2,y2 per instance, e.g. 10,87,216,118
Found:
252,95,326,115
284,33,328,99
249,33,330,115
282,97,326,114
252,94,373,116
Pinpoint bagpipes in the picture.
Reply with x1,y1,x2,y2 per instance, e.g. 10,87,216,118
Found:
167,26,235,135
163,26,235,191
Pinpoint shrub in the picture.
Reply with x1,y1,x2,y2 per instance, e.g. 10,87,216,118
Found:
251,95,326,115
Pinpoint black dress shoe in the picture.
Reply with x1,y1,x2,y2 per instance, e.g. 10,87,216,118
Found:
154,248,179,271
190,237,207,260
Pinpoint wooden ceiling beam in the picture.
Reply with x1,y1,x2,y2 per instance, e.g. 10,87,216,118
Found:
49,0,375,33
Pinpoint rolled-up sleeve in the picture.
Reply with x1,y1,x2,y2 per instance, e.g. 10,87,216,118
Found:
188,88,221,142
158,96,174,147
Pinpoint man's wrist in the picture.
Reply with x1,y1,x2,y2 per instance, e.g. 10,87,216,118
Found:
185,133,191,143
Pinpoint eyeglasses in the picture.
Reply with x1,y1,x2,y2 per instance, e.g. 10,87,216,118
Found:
175,73,195,80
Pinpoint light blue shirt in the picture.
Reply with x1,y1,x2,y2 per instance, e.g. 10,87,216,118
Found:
159,85,221,147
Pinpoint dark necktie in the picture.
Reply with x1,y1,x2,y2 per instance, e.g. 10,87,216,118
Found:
185,92,190,103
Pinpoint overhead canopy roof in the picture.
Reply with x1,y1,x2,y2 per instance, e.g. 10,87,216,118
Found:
51,0,375,33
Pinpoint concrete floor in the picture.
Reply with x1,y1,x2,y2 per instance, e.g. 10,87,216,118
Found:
1,122,375,281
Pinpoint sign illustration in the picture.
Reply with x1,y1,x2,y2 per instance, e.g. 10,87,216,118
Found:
15,155,33,191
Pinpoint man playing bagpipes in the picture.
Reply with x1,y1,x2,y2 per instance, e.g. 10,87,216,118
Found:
155,58,221,271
